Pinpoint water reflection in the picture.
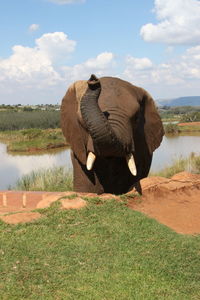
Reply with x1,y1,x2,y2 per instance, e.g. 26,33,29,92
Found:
0,143,71,189
152,134,200,171
0,133,200,189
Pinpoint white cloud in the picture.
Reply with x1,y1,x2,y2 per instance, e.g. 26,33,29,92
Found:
140,0,200,45
62,52,116,81
1,28,200,105
48,0,85,4
29,24,39,32
36,32,76,64
0,32,75,85
0,32,77,104
123,45,200,97
0,33,116,104
125,56,153,70
0,45,59,84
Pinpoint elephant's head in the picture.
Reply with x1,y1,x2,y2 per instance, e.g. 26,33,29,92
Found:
61,75,164,194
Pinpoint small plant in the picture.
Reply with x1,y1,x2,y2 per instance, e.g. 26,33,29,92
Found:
21,128,43,139
164,123,180,134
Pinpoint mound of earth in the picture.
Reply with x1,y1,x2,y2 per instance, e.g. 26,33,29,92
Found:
128,172,200,234
0,172,200,234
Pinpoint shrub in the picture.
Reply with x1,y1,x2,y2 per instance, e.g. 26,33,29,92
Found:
164,123,180,134
180,112,200,123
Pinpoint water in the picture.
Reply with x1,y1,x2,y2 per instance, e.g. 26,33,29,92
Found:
152,134,200,171
0,134,200,189
0,144,71,190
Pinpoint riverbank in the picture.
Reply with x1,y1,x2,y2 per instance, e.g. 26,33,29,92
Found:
178,122,200,132
0,128,68,152
0,122,199,153
12,153,200,191
164,122,200,134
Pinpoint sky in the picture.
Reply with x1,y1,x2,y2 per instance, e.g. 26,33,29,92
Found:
1,0,200,104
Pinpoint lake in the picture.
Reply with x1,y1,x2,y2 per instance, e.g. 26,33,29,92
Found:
0,134,200,190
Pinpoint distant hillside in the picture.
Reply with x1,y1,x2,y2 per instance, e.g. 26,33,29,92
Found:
156,96,200,107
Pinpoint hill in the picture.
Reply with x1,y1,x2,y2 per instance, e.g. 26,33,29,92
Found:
156,96,200,107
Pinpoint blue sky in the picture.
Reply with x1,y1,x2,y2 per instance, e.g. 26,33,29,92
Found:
1,0,200,104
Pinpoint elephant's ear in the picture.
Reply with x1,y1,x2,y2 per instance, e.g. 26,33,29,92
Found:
143,91,164,153
61,82,87,164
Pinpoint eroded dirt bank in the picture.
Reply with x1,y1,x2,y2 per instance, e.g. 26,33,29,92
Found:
128,172,200,234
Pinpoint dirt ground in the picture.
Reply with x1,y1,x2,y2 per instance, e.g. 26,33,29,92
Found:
178,121,200,126
128,172,200,235
0,171,200,234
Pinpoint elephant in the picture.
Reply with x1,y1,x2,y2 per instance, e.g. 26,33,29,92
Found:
61,74,164,195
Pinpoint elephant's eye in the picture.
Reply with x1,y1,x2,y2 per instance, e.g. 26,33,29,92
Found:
133,111,139,123
103,111,110,119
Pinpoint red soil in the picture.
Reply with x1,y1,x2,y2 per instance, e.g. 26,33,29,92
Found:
128,172,200,234
178,121,200,126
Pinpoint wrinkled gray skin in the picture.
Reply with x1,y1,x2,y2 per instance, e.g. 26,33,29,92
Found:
61,75,164,194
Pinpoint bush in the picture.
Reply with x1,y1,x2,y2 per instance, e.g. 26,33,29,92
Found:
180,112,200,122
164,123,180,134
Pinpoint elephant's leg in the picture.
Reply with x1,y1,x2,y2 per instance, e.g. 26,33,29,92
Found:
71,151,104,194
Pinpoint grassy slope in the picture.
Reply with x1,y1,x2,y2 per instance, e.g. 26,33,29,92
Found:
1,199,200,299
0,128,67,152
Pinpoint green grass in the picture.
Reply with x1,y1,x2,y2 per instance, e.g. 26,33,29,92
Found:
13,167,73,192
151,153,200,178
178,124,200,132
1,199,200,299
0,128,67,152
164,123,200,135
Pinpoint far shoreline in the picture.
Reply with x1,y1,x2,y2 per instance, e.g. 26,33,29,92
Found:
0,122,199,154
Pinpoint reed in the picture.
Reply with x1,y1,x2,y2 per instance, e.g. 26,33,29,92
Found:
14,166,73,191
151,153,200,178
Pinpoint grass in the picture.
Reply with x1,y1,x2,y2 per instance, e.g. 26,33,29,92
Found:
151,153,200,178
13,167,73,192
178,124,200,132
165,122,200,133
164,123,200,134
1,199,200,299
0,128,67,152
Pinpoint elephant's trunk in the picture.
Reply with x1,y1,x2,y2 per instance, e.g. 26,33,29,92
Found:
80,74,126,157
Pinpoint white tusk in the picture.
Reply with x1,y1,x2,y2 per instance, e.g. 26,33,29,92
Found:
86,152,96,170
126,154,137,176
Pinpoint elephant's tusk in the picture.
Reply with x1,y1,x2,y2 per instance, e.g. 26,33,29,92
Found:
86,152,96,171
126,154,137,176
